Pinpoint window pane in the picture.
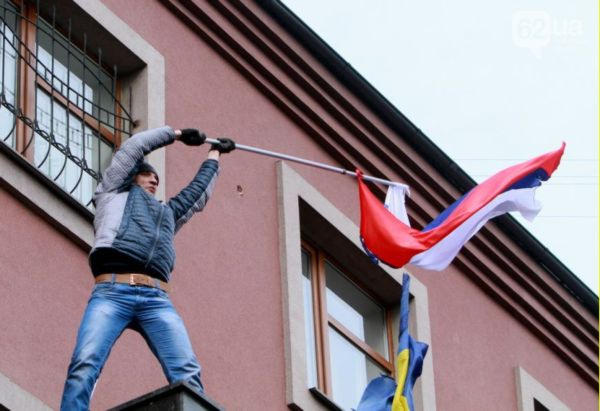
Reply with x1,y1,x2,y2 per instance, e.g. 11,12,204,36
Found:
100,138,112,174
301,249,318,388
82,127,97,208
35,88,101,208
325,261,388,358
36,18,115,131
533,399,550,411
0,1,18,148
98,70,114,131
66,113,84,201
34,88,55,176
328,326,386,411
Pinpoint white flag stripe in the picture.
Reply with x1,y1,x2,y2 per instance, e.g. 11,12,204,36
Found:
409,187,542,270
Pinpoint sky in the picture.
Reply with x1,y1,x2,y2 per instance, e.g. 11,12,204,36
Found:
283,0,598,294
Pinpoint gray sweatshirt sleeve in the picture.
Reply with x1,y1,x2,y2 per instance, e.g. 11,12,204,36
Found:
95,126,175,195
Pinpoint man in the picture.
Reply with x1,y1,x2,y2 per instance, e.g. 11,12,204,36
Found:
60,126,235,410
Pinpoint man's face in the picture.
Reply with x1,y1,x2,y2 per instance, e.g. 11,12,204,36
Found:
134,171,158,195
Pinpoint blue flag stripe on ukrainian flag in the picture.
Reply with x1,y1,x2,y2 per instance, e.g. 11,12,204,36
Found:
356,273,428,411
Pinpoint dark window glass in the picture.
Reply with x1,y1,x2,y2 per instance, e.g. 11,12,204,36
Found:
534,399,551,411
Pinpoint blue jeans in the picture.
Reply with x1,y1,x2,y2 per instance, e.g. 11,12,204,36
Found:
60,281,203,411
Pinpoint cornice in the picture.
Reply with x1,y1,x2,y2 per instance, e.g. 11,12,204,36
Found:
157,0,598,387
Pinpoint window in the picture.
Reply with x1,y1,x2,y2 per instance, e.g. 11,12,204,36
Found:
0,0,17,149
277,149,435,411
301,242,394,410
0,0,133,210
515,367,570,411
533,399,550,411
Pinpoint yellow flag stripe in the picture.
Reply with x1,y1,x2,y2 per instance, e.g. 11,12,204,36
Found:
391,348,410,411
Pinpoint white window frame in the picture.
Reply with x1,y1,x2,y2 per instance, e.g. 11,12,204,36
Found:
515,366,571,411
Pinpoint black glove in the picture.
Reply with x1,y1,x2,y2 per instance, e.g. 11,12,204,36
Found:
179,128,206,146
210,138,236,153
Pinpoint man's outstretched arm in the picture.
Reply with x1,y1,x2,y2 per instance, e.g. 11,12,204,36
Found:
96,126,176,194
167,138,235,232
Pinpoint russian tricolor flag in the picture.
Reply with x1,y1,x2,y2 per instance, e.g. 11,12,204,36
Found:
358,143,565,270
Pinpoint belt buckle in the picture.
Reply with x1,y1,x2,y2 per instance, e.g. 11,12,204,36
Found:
129,273,150,288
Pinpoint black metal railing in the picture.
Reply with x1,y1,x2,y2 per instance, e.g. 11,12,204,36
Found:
0,0,133,209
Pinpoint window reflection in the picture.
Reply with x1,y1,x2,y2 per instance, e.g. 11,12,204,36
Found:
35,89,111,207
0,2,132,210
301,249,318,388
36,18,115,131
301,245,392,410
0,1,18,148
328,327,386,410
325,261,388,358
33,16,116,209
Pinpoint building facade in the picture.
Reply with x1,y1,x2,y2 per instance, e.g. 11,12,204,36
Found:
0,1,597,410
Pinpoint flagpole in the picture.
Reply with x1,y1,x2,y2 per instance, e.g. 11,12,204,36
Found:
205,138,405,187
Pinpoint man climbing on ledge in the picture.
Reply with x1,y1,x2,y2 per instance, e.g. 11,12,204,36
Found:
60,126,235,411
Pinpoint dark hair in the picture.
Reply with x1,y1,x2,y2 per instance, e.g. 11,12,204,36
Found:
136,162,159,184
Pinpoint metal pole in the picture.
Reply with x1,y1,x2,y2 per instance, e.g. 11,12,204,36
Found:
205,138,406,188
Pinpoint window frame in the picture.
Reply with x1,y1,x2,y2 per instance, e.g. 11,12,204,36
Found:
301,240,396,398
9,0,125,148
277,161,436,411
1,0,132,209
0,0,166,248
515,366,571,411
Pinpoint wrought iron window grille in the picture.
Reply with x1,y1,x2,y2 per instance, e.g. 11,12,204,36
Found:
0,0,134,210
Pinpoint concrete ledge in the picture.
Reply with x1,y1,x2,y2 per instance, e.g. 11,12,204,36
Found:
108,382,223,411
0,144,94,249
0,371,52,411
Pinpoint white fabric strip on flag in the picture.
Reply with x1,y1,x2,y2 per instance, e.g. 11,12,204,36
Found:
384,183,411,226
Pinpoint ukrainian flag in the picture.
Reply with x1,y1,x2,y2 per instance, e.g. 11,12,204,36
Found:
356,274,428,411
